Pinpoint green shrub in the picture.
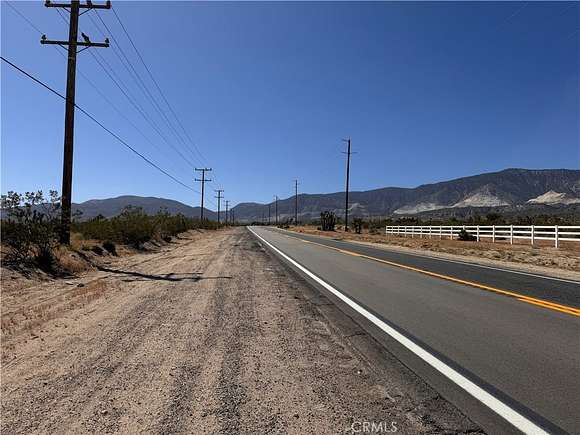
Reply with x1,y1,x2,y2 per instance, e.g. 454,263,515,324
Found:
72,207,220,247
1,190,60,271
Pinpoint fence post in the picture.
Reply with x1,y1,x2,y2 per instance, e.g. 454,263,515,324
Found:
555,225,559,248
450,227,453,240
476,225,480,242
510,225,513,245
492,225,495,243
531,225,534,246
439,226,442,239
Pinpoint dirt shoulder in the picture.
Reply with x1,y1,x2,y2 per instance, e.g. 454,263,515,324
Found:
1,227,480,434
287,226,580,281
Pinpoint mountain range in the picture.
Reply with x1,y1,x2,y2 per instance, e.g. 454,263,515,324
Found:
72,196,217,221
68,168,579,222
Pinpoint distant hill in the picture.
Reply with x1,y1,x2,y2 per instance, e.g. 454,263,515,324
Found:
24,169,575,223
232,168,580,222
72,195,217,221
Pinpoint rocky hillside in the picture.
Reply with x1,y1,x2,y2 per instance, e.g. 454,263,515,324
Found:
233,168,580,222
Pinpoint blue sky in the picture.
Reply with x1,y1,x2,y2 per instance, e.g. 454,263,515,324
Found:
1,1,579,208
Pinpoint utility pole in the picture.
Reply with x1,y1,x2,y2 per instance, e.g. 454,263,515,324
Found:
214,189,223,225
268,203,271,225
194,168,212,221
225,200,230,226
342,138,352,232
274,195,279,225
231,209,235,225
294,179,299,226
41,0,111,245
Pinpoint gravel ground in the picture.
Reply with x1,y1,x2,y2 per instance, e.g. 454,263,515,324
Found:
1,228,480,434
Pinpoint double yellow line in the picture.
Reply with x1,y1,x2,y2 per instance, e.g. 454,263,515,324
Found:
297,237,580,317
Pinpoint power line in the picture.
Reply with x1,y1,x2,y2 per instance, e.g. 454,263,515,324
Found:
54,8,196,172
93,9,197,168
4,2,217,210
7,2,192,182
5,1,44,34
111,6,209,166
109,5,226,192
1,56,200,196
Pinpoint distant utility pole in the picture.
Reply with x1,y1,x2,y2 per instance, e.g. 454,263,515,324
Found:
214,189,224,225
225,200,230,226
194,168,212,221
268,203,271,225
41,0,111,245
231,209,235,225
274,195,279,225
342,137,352,232
294,179,299,225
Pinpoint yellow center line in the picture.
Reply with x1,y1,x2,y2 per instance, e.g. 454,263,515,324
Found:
292,236,580,317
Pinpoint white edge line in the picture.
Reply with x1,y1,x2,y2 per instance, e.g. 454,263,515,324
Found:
276,228,580,285
248,226,549,435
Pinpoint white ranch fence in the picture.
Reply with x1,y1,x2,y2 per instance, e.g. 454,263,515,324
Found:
384,225,580,248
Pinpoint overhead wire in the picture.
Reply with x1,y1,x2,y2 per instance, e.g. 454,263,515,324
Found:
109,5,226,191
1,55,201,195
53,8,197,175
5,1,220,208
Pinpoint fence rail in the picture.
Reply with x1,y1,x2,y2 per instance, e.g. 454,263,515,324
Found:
384,225,580,248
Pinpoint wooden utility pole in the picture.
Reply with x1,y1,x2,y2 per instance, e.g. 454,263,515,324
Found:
41,0,111,244
342,138,352,232
294,179,298,226
214,189,223,225
274,195,279,225
194,168,212,221
225,200,230,226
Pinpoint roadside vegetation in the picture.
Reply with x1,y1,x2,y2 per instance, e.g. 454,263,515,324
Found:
1,190,220,275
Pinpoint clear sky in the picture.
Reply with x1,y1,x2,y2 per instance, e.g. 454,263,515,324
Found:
2,1,579,209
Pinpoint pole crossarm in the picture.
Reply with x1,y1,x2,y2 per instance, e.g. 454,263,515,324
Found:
45,1,111,10
41,39,110,48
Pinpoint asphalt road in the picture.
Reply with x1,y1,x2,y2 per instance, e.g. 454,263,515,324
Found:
249,226,580,434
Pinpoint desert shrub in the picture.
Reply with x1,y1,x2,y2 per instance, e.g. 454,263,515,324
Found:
1,191,61,271
72,207,220,247
457,228,476,241
320,211,336,231
111,206,156,248
102,240,117,255
353,218,363,234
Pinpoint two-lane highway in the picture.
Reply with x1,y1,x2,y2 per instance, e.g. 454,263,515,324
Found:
249,226,580,434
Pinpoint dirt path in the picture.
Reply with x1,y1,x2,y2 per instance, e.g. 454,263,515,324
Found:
1,228,479,434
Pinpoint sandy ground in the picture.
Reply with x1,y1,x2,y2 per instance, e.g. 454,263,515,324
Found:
288,226,580,280
1,228,479,434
